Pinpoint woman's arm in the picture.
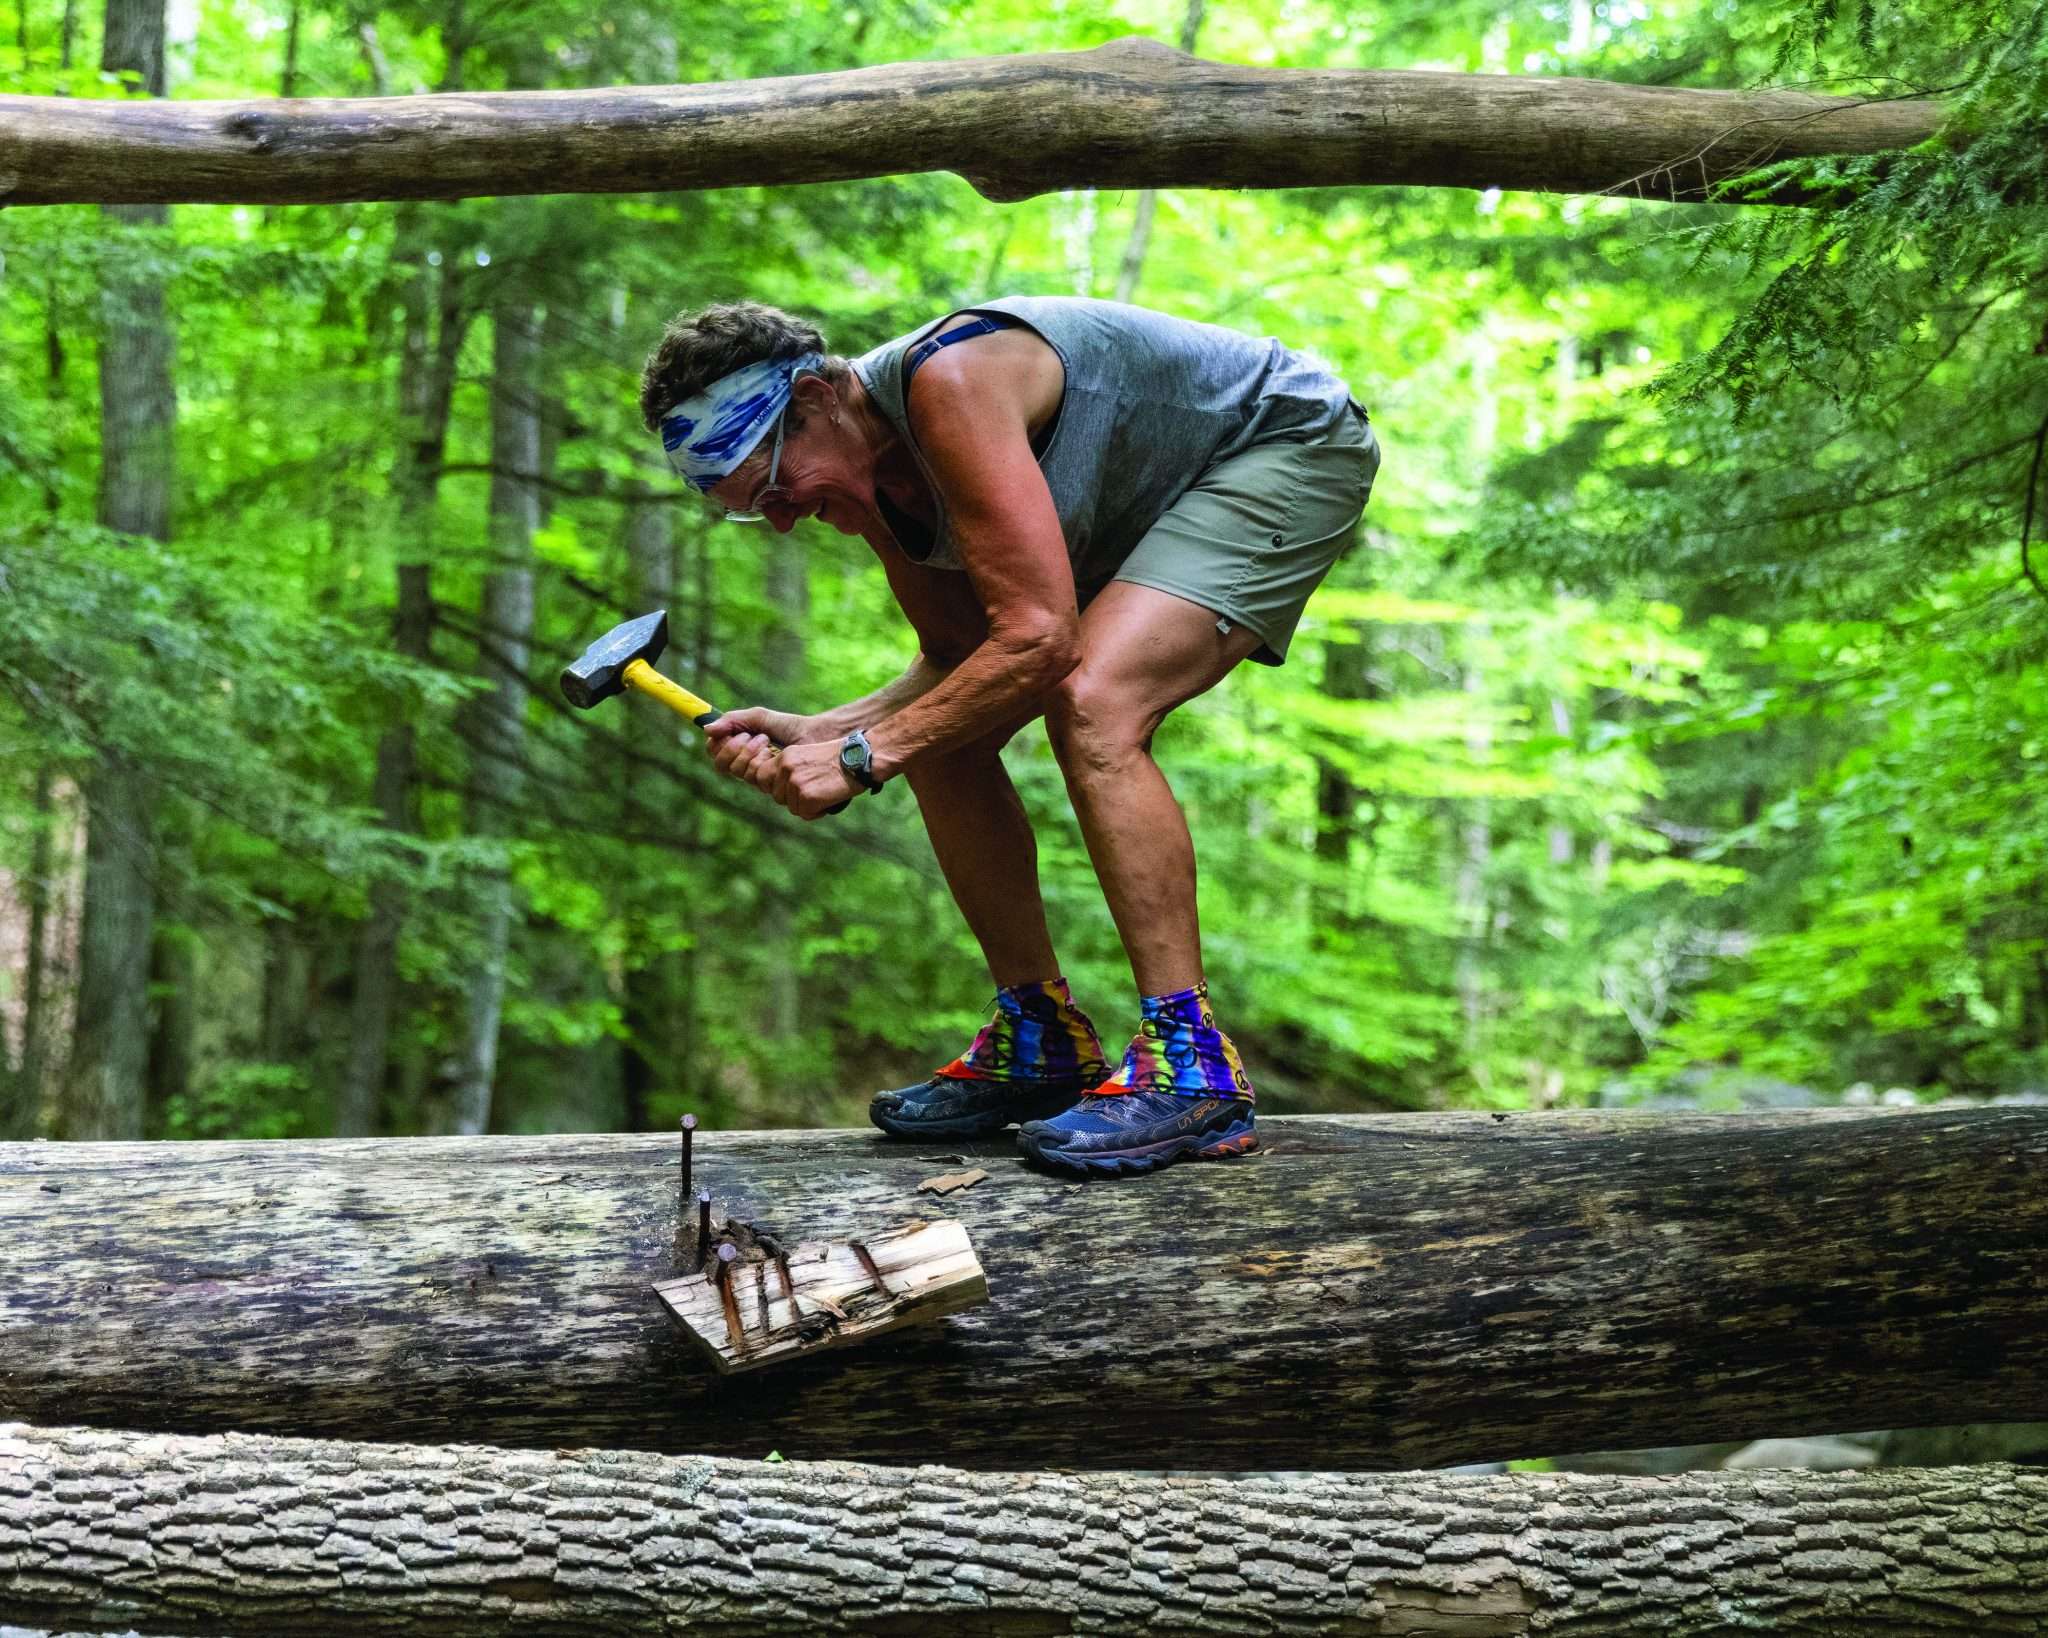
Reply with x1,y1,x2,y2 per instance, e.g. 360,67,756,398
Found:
802,652,952,740
862,344,1078,781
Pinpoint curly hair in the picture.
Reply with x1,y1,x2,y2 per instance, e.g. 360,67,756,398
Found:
637,301,848,433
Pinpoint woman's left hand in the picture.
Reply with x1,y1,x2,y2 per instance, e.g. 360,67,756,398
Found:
762,739,863,820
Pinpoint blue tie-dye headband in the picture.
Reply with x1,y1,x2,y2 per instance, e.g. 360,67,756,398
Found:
657,350,825,493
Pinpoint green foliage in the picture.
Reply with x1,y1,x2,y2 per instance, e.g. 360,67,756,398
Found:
1639,586,2048,1092
164,1062,319,1141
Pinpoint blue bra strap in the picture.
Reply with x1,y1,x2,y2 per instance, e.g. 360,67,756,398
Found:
903,313,1020,386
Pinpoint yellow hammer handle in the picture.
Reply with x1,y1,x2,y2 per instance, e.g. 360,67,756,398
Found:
623,655,855,816
623,657,721,730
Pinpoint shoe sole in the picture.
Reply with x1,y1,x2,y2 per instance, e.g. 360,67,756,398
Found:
1017,1116,1259,1177
869,1084,1089,1142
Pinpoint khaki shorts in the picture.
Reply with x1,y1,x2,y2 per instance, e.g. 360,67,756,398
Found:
1083,403,1380,666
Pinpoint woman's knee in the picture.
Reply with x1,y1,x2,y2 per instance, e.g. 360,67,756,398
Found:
1045,667,1159,774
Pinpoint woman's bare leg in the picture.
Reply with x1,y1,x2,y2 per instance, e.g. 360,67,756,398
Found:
1043,582,1264,996
903,717,1060,989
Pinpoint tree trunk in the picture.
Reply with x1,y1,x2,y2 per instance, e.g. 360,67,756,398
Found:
1312,594,1381,942
0,40,1945,208
757,530,807,1053
618,475,679,1132
1454,329,1499,1084
448,300,541,1137
143,914,193,1131
1,1425,2042,1637
143,809,194,1133
1547,695,1575,865
336,213,466,1137
14,298,71,1125
258,916,311,1064
672,523,716,1103
1454,635,1493,1077
1,1108,2043,1471
52,765,153,1141
279,0,300,98
57,0,172,1144
333,571,427,1137
5,768,56,1139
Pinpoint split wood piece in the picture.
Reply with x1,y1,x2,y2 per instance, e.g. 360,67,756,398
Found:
650,1218,986,1375
4,1424,2045,1636
918,1167,988,1196
0,39,1946,209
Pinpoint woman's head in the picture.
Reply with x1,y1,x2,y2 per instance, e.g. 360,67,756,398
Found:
638,301,837,430
640,301,883,535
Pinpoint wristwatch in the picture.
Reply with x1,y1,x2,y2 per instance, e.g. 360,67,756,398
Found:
838,728,884,793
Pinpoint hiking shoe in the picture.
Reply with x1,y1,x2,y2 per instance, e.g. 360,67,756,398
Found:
870,1071,1096,1140
1016,1089,1258,1176
870,976,1110,1141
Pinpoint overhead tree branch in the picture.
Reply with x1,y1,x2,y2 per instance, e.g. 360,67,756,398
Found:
0,37,1945,209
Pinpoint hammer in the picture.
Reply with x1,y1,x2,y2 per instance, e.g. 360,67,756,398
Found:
562,610,850,813
561,610,721,724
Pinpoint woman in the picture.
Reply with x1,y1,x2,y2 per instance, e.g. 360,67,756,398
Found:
639,295,1380,1176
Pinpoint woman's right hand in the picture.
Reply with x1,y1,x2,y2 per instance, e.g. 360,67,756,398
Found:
704,707,823,787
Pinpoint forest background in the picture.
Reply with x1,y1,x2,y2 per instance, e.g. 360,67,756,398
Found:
2,0,2043,1143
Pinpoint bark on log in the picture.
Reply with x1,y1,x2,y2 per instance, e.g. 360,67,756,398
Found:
0,38,1945,208
3,1424,2045,1636
2,1109,2044,1471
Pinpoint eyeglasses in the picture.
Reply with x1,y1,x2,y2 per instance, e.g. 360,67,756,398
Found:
716,409,795,524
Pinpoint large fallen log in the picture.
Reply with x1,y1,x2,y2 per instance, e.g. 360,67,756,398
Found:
0,38,1944,209
2,1109,2043,1471
2,1423,2044,1636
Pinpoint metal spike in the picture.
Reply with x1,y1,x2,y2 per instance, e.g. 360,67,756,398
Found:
850,1239,886,1295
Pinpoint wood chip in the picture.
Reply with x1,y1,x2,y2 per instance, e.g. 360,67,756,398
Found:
917,1167,989,1196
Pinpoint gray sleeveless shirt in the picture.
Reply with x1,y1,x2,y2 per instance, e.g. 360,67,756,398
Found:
850,296,1357,583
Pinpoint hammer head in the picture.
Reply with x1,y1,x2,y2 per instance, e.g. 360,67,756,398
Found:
562,610,668,709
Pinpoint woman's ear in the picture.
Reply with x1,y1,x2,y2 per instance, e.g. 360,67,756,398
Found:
790,372,839,425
